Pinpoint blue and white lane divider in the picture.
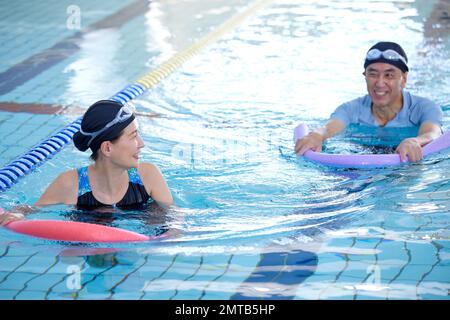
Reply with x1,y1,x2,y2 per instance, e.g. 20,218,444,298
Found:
0,83,146,192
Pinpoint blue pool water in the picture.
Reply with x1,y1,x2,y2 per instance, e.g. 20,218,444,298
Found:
0,0,449,300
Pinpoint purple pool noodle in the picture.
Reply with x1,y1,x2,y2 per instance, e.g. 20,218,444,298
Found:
294,123,450,168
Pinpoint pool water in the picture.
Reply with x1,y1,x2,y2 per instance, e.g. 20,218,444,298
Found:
0,0,449,300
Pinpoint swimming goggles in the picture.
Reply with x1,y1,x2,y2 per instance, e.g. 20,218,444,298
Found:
366,49,408,67
80,103,135,147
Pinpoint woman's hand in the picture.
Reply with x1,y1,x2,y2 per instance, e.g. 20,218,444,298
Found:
0,208,25,226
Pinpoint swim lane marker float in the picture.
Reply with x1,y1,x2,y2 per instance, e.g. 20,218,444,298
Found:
294,123,450,168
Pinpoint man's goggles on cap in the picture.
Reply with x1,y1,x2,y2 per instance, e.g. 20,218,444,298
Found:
366,48,408,68
80,104,135,148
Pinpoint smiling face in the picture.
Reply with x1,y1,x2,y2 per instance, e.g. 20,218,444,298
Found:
107,120,144,169
364,62,408,111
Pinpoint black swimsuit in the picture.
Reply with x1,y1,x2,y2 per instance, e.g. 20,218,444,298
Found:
76,167,151,209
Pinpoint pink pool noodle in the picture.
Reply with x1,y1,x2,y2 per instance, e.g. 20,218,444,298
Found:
5,219,150,242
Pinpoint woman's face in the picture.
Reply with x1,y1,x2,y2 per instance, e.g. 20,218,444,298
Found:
109,120,145,168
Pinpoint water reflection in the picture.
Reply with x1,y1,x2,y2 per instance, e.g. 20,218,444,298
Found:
423,0,450,44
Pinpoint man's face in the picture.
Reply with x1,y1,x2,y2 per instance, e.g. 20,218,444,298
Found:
364,62,408,109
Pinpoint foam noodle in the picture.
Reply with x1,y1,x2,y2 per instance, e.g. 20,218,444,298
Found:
5,220,150,242
294,123,450,168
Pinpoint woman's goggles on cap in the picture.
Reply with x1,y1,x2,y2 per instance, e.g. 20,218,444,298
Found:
80,104,134,147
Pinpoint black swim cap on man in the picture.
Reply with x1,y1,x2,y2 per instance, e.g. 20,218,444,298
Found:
364,41,409,73
73,100,135,153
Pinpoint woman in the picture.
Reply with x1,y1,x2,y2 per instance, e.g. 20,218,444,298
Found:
0,100,173,225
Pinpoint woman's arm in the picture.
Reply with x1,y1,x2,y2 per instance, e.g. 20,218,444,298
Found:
138,163,173,207
0,170,78,226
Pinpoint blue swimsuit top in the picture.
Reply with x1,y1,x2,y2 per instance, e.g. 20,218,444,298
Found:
77,167,151,209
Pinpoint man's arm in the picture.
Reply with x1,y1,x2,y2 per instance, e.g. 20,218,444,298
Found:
295,119,346,155
415,122,442,146
396,122,442,162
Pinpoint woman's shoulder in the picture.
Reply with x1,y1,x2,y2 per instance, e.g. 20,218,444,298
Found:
137,162,158,170
136,162,160,179
58,168,79,180
54,169,79,190
35,169,79,206
135,163,173,206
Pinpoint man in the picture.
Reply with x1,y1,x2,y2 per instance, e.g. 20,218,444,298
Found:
295,41,443,162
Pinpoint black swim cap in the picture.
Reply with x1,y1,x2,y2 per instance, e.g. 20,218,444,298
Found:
73,100,135,154
364,41,409,73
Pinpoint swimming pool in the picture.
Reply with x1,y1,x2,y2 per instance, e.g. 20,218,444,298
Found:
0,0,449,300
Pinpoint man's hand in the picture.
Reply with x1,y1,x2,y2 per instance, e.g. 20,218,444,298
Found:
396,137,423,162
295,132,324,155
295,119,346,156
